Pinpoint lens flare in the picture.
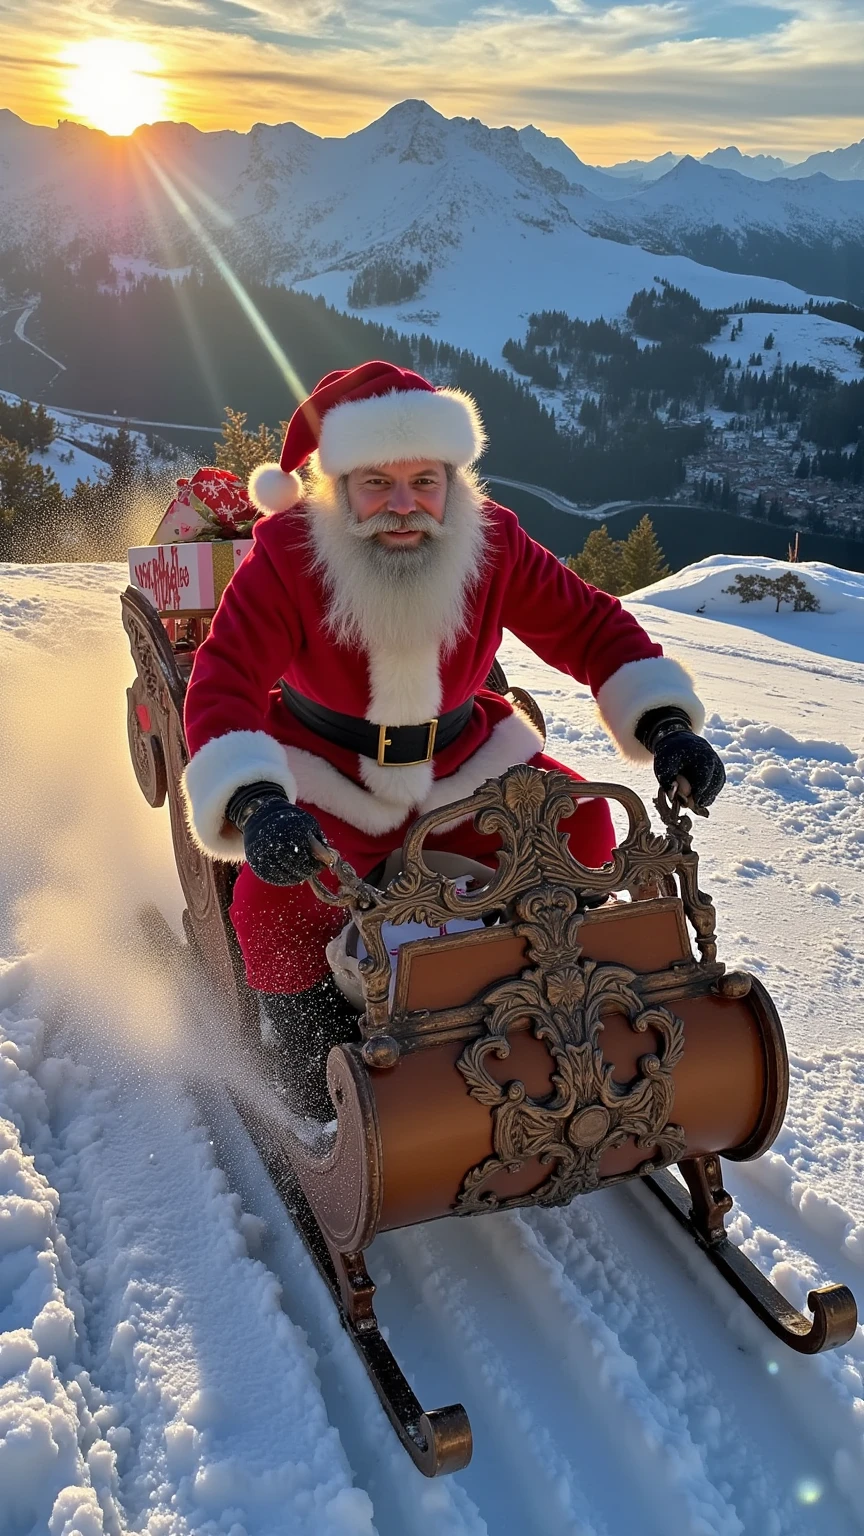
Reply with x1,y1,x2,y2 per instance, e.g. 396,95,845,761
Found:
140,146,308,411
794,1478,823,1505
64,39,166,137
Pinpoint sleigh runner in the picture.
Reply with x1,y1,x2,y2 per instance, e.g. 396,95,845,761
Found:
122,582,858,1477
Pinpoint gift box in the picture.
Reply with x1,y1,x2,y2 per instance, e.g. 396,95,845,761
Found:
128,539,252,615
149,466,258,544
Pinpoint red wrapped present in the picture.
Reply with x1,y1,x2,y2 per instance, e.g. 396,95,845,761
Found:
149,466,259,544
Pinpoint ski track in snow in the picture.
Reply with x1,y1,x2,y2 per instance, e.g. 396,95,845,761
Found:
1,560,864,1533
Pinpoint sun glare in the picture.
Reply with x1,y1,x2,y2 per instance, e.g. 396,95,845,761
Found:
63,39,166,137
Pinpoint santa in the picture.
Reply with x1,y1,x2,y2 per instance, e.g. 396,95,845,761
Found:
182,360,725,1115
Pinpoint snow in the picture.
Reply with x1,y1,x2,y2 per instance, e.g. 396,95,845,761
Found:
298,225,835,383
32,441,110,493
110,255,193,287
601,138,864,185
707,309,864,383
0,391,155,492
1,552,864,1531
2,104,862,391
628,553,864,622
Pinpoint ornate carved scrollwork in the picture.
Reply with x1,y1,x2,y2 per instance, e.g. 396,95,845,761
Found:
311,762,719,1037
308,763,716,1202
120,587,256,1034
454,883,687,1213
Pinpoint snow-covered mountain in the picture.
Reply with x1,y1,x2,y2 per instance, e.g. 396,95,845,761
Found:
601,146,791,182
1,103,862,303
700,146,790,179
592,155,864,237
785,136,864,181
600,138,864,183
515,125,639,198
599,150,682,182
585,157,864,303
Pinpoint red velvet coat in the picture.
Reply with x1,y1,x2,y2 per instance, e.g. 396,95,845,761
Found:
181,499,702,858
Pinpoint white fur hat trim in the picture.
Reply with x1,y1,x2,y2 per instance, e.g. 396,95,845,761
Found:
318,387,486,476
248,462,303,514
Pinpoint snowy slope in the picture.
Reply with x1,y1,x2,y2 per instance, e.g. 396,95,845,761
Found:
2,554,864,1532
706,308,864,383
0,389,161,493
515,126,640,199
298,228,858,384
627,553,864,619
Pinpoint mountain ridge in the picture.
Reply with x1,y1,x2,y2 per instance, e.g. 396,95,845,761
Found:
599,135,864,182
1,102,863,319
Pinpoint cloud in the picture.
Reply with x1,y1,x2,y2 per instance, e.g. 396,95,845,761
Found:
2,0,862,158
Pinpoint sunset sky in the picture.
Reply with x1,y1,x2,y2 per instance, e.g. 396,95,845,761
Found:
2,0,862,162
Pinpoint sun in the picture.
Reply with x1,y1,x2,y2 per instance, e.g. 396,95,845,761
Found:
63,39,167,137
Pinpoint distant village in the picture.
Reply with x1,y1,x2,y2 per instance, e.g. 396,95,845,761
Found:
680,420,864,539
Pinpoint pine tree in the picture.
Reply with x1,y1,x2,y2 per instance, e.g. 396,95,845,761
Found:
33,404,56,453
619,515,670,593
213,407,283,481
566,524,625,594
100,423,138,487
0,435,63,555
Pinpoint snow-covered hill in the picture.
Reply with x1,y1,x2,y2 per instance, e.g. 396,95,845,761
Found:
2,555,864,1532
628,553,864,620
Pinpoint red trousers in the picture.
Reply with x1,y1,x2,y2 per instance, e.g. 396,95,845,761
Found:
229,750,615,994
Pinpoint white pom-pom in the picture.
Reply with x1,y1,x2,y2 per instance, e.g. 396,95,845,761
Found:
248,462,303,514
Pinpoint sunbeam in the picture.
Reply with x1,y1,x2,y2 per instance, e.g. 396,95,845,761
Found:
139,146,309,413
127,148,226,427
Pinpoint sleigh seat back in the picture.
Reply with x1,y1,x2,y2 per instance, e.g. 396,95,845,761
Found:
300,768,787,1248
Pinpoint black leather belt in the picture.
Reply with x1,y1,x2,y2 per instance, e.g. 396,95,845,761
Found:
281,683,474,766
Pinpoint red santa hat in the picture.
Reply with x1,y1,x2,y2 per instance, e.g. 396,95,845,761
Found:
248,360,487,515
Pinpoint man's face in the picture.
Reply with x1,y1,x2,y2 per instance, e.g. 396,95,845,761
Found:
345,460,448,551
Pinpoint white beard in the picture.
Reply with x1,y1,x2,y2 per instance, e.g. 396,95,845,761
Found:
304,462,489,808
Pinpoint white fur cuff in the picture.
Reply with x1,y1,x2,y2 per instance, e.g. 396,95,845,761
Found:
318,387,486,475
596,656,705,763
181,730,298,860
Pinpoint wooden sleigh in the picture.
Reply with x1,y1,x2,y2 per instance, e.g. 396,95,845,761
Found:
121,585,858,1477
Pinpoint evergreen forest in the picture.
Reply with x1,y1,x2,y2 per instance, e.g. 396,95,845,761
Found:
21,268,703,503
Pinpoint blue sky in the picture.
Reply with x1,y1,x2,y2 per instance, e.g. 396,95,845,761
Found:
4,0,862,160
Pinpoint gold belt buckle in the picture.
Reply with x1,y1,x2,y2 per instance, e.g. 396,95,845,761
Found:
377,718,439,767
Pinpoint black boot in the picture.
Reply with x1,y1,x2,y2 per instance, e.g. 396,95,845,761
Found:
258,975,361,1121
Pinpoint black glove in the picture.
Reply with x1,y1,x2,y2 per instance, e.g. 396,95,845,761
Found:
635,707,726,810
225,782,325,886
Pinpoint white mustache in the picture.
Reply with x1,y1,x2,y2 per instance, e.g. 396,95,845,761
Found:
349,509,446,542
